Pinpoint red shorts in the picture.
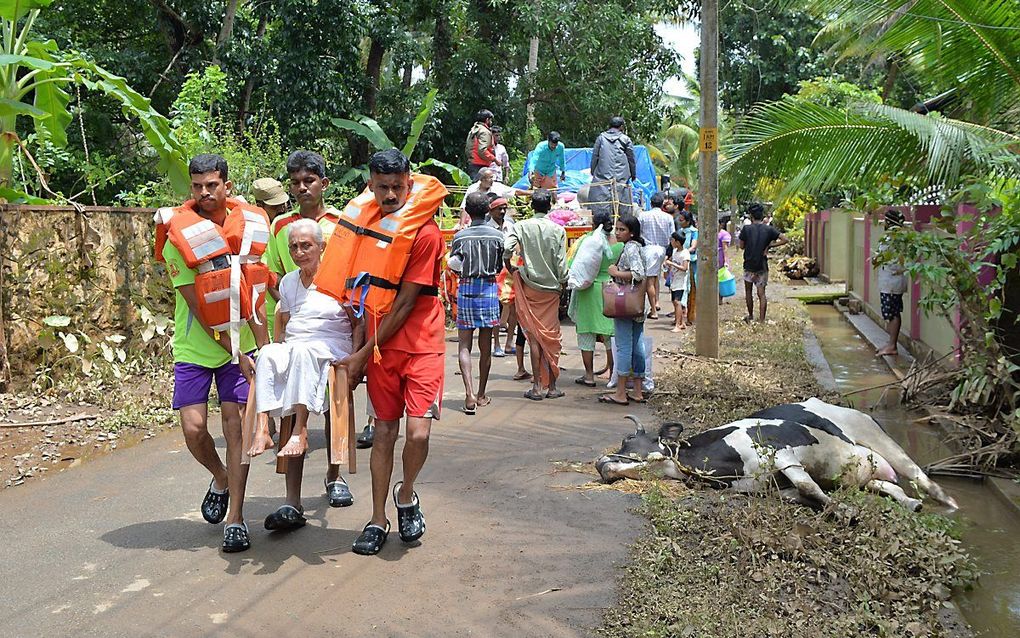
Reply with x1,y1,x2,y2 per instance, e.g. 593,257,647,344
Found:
366,351,444,421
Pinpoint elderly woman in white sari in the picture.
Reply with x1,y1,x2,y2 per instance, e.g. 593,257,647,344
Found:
248,219,364,529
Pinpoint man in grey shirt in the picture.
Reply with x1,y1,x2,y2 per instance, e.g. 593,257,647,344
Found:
449,192,506,413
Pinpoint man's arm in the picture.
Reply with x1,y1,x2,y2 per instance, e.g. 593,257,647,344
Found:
557,145,566,179
624,136,636,180
341,282,424,383
503,227,521,271
590,137,601,173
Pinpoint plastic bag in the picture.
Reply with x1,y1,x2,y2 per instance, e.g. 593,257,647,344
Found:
567,232,609,290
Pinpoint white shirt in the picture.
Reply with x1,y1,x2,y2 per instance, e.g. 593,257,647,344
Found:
277,270,312,315
460,181,517,210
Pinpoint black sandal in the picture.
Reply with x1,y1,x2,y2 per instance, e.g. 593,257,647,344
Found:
574,377,596,387
222,523,250,553
352,521,390,555
393,482,426,543
325,477,354,508
201,480,229,524
523,388,544,401
264,505,306,531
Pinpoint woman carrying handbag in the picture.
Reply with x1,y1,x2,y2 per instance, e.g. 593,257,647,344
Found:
599,215,648,406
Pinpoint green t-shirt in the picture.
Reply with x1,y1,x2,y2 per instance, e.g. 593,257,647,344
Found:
265,209,340,276
163,242,256,368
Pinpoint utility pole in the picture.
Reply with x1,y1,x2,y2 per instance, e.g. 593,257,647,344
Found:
696,0,720,357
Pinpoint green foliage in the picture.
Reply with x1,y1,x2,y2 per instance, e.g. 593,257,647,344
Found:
877,181,1020,438
121,65,285,206
803,0,1020,129
719,2,834,114
722,99,1020,201
0,2,186,201
791,76,881,108
334,88,470,187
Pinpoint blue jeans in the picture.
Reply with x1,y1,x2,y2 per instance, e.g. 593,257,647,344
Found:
613,318,646,378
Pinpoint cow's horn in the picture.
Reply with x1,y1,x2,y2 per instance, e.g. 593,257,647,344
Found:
624,414,645,434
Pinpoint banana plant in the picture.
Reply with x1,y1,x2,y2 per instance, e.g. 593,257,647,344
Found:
0,0,188,201
332,88,470,187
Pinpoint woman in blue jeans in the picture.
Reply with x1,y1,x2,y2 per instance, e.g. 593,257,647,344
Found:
600,215,648,406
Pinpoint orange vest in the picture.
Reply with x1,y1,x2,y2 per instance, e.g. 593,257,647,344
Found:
159,199,271,335
315,174,448,316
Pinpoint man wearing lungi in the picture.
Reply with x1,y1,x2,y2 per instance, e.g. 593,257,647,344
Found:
503,189,568,401
448,191,505,414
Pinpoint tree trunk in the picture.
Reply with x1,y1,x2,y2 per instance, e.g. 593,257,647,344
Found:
402,63,413,88
349,37,386,168
432,2,453,91
881,59,899,102
212,0,240,65
238,14,270,133
0,210,10,391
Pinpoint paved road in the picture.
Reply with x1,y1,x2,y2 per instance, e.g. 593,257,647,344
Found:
0,323,655,637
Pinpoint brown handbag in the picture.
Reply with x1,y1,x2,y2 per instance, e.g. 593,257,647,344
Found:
602,279,646,318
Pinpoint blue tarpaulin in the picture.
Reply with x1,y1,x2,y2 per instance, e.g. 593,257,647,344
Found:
512,145,658,210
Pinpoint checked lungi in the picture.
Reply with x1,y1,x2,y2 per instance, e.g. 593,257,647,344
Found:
456,277,500,330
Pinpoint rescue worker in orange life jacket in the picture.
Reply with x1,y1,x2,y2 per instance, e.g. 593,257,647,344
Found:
161,154,271,553
315,149,449,556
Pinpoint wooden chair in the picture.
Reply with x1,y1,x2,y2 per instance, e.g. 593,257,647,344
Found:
240,364,357,474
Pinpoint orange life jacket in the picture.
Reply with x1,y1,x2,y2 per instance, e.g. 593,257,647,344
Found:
159,199,271,341
314,174,449,317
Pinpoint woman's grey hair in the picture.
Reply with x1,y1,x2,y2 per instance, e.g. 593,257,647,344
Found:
288,218,324,247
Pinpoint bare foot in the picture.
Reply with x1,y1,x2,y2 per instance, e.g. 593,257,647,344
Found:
876,348,897,356
277,431,308,457
476,395,491,407
671,326,683,333
249,426,275,457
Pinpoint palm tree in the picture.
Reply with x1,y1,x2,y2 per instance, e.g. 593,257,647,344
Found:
722,0,1020,198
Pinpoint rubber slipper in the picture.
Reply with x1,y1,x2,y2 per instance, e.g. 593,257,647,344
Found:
505,347,517,355
464,403,477,415
513,371,532,381
356,424,375,449
493,348,506,358
202,480,229,524
626,394,648,404
598,395,629,406
523,388,544,401
352,521,390,556
222,523,250,553
264,505,307,531
545,389,565,399
393,482,426,543
325,477,354,507
575,377,596,387
476,396,492,407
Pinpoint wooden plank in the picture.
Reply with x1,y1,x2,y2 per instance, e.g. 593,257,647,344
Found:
328,365,356,473
240,381,257,465
275,415,292,474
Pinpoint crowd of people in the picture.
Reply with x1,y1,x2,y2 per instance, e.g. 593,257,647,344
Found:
157,111,791,556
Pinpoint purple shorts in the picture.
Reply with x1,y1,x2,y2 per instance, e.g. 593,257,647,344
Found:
172,357,251,409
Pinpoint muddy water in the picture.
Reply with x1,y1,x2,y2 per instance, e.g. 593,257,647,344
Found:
806,304,1020,637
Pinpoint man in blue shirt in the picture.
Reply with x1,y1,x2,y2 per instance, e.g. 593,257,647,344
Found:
530,131,566,190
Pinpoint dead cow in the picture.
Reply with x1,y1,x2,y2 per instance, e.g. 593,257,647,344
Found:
595,399,956,511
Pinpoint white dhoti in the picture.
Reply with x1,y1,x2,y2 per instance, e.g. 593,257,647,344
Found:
255,340,347,417
254,289,354,417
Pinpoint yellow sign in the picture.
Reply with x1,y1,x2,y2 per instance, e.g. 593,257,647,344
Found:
699,127,718,152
